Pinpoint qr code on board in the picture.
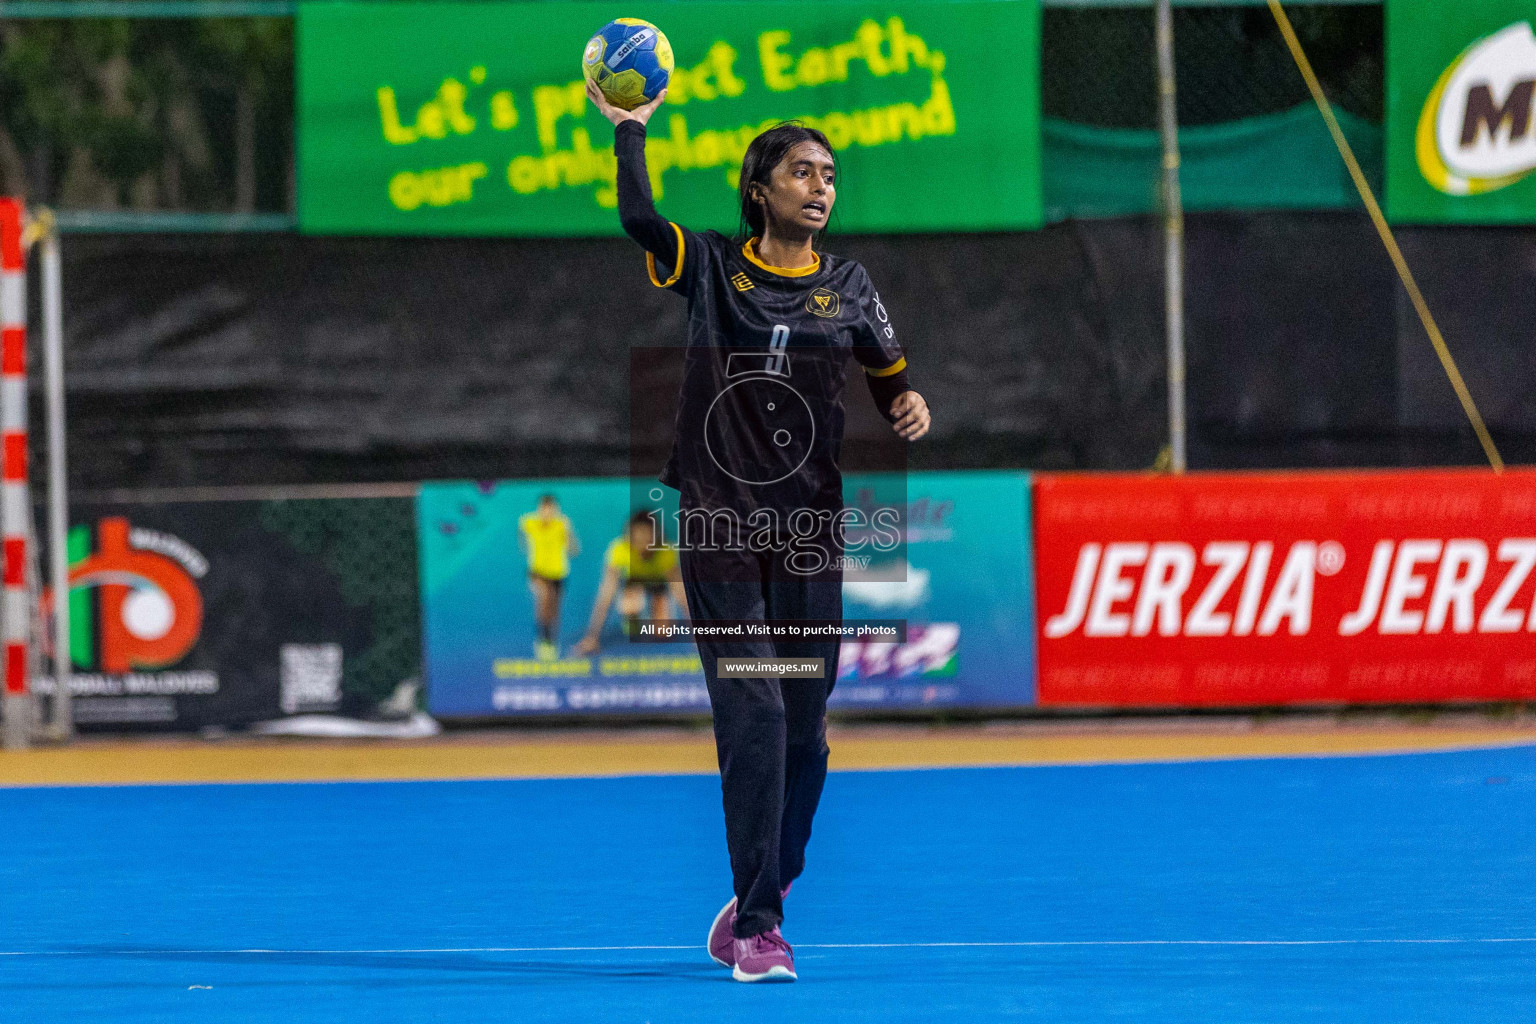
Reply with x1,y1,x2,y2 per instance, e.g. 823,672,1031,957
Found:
280,643,343,715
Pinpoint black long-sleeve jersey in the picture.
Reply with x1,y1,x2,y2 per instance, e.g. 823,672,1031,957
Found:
614,120,910,517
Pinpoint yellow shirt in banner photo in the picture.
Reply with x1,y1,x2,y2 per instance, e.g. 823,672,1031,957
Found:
520,513,572,581
605,537,677,584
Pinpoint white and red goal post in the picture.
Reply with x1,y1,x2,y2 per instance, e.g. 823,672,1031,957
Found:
0,198,31,749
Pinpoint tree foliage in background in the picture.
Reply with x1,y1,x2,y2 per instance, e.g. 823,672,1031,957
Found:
0,17,292,211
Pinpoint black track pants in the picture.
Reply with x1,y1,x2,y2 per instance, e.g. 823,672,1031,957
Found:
679,544,841,939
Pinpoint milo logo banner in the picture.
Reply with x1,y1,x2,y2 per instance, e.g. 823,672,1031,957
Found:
37,498,421,730
1388,1,1536,222
419,472,1036,716
296,0,1040,235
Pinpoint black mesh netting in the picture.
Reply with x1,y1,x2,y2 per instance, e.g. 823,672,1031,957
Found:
1042,4,1383,128
36,219,1536,494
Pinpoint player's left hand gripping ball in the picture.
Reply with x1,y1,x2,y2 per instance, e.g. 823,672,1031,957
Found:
583,19,673,111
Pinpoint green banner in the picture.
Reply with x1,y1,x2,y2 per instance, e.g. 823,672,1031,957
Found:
297,1,1041,236
1045,105,1381,220
1387,1,1536,223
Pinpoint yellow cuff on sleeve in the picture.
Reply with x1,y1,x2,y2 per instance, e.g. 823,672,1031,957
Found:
864,356,907,378
645,222,685,288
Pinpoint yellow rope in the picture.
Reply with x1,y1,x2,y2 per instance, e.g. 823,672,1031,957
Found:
1267,0,1504,472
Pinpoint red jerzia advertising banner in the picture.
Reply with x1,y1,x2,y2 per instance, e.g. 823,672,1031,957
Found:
1033,469,1536,707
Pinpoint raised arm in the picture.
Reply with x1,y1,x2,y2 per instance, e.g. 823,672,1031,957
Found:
586,81,677,263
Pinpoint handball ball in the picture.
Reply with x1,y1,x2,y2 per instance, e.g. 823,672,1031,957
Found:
582,18,673,110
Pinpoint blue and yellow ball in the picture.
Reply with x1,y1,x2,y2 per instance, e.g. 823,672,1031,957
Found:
582,18,673,111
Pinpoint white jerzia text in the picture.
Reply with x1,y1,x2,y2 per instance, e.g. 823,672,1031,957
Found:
1044,539,1536,639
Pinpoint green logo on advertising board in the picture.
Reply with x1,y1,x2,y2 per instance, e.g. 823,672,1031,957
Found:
297,1,1041,236
1389,2,1536,222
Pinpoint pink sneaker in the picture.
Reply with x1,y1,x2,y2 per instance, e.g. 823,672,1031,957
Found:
707,898,738,967
706,881,794,968
731,927,796,982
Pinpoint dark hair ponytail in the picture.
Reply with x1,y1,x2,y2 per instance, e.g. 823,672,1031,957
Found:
737,121,836,243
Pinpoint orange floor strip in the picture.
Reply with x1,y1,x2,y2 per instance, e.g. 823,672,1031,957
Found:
1,725,1534,787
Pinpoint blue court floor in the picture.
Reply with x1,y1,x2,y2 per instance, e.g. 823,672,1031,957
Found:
3,746,1535,1022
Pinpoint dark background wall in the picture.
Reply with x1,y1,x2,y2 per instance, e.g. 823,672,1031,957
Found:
39,214,1533,493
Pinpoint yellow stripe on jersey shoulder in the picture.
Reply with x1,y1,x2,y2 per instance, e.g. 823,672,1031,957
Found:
646,222,686,288
865,356,907,377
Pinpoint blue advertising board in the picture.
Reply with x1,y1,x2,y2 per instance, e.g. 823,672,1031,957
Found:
420,471,1035,715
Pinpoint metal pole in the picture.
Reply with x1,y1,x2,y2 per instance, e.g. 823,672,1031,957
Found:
1155,0,1187,474
41,223,70,739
